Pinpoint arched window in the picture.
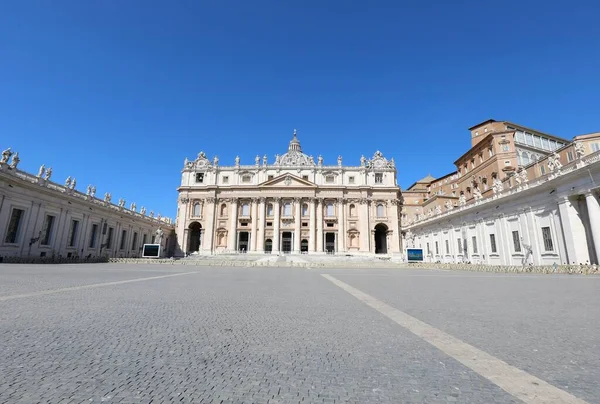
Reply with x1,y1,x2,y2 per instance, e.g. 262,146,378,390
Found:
326,202,335,217
376,203,385,218
241,203,250,216
193,202,201,217
349,204,356,217
266,203,274,217
302,203,309,216
283,202,292,216
220,203,227,217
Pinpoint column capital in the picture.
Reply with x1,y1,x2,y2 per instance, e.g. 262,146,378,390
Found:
584,189,600,198
258,196,267,203
272,197,282,203
205,197,216,203
293,197,302,203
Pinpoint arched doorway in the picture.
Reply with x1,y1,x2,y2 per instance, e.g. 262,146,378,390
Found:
374,223,388,254
188,222,202,253
301,239,308,253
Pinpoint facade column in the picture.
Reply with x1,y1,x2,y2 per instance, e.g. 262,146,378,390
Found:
256,197,265,253
390,200,400,253
316,198,323,252
309,198,316,252
585,191,600,264
250,198,258,252
294,198,301,253
178,197,190,254
273,197,281,253
523,208,541,265
228,198,238,252
204,197,216,254
338,198,345,252
359,199,369,252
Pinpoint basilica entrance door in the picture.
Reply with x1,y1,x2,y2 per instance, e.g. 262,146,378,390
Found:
238,232,249,252
325,233,336,253
281,232,292,253
374,223,388,254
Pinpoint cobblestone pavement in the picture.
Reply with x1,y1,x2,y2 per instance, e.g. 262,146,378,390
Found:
0,264,597,403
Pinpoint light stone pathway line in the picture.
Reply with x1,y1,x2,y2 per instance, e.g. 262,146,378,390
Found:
0,271,199,302
321,274,589,404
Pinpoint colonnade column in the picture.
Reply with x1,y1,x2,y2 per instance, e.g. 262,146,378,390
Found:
228,198,238,252
337,198,345,253
273,197,281,253
204,197,216,254
257,197,265,253
585,190,600,264
390,200,400,253
309,198,316,252
250,198,258,252
294,198,301,253
316,198,323,253
359,199,369,252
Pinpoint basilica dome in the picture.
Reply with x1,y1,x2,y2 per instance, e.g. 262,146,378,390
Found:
275,130,315,167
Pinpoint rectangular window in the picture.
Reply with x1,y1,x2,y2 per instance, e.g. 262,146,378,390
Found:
302,222,308,227
268,175,274,180
283,203,292,216
435,241,439,255
326,203,335,217
567,151,574,162
195,173,204,183
325,175,335,183
40,215,56,246
131,232,138,250
542,227,554,251
241,204,250,216
302,175,309,180
222,176,229,184
515,131,525,143
375,173,383,183
349,176,355,184
427,242,430,255
541,137,550,150
142,234,147,246
120,230,127,250
533,135,542,148
107,227,114,249
512,230,521,252
502,144,510,152
472,236,478,254
68,220,80,247
591,143,600,152
525,133,534,146
241,175,251,183
540,165,546,175
4,208,24,244
489,234,497,253
266,222,272,227
89,224,99,248
445,240,449,254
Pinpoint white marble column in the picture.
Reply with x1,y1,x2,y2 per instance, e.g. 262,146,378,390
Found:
273,198,281,253
390,200,400,253
294,198,301,253
316,198,323,253
337,198,345,252
257,197,265,253
309,198,316,252
359,199,369,252
228,198,238,252
250,198,258,252
204,197,216,253
585,191,600,264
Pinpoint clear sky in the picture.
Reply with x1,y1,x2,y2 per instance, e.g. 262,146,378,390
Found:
1,0,599,218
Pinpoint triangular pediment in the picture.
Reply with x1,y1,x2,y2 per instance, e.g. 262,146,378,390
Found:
259,174,317,188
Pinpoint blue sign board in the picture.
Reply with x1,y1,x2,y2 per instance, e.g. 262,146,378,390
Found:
407,248,424,262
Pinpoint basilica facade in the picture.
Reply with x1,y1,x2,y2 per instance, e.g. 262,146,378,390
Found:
175,131,401,256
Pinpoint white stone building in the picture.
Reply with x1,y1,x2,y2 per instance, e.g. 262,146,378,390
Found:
0,148,174,261
175,131,401,256
403,146,600,266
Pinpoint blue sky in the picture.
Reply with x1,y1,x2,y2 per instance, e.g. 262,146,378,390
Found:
1,0,599,218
